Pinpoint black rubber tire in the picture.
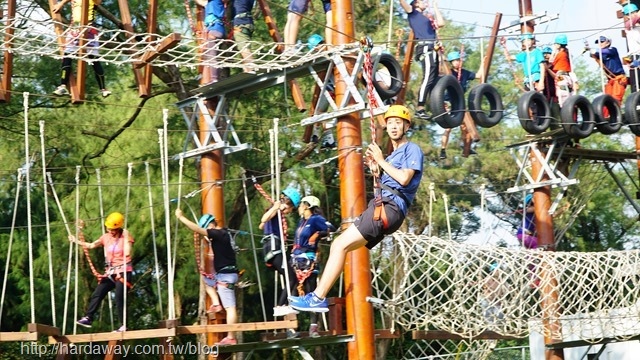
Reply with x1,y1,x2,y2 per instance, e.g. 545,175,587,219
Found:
624,91,640,136
517,91,551,134
372,53,404,100
560,95,595,139
592,94,622,135
467,83,504,128
429,75,465,128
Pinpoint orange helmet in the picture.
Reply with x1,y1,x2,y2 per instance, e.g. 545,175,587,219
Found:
105,212,124,229
384,105,412,124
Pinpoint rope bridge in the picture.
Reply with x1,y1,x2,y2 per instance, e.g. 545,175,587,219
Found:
370,233,640,342
2,15,360,70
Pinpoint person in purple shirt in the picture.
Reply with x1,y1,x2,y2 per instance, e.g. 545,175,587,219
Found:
590,36,627,104
399,0,445,120
289,105,424,313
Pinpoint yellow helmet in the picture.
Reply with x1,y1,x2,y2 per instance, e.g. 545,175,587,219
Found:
384,105,411,124
105,212,124,229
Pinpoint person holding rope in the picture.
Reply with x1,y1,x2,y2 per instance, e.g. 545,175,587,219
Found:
549,34,578,107
503,33,546,93
289,105,423,312
288,195,335,336
399,0,445,120
52,0,111,98
175,209,238,345
439,50,483,159
69,212,133,332
589,36,627,104
259,187,302,318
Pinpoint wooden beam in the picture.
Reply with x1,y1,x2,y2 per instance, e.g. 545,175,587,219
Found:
262,329,399,340
177,320,297,335
1,0,16,102
49,328,176,344
0,331,38,341
216,335,354,354
133,33,182,69
104,340,122,360
412,330,523,341
27,323,61,336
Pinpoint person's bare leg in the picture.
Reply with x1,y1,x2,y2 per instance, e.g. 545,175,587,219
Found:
205,285,221,307
313,225,367,298
441,128,451,149
284,12,302,51
324,11,333,45
225,306,237,340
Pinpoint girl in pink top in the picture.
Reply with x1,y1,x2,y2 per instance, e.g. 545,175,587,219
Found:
69,212,134,332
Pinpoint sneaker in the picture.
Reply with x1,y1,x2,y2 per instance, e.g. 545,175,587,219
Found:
76,316,92,328
415,109,432,120
279,305,299,316
289,292,329,313
439,149,447,159
217,337,237,345
53,85,69,96
469,148,478,155
113,325,126,332
273,306,284,317
286,328,299,339
309,324,320,338
101,89,112,98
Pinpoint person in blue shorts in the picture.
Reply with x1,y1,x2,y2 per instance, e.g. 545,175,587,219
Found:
283,0,333,55
289,104,424,312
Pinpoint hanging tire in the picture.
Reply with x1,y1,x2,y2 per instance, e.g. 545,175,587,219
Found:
560,95,595,139
517,91,551,134
467,83,503,128
429,75,465,128
624,91,640,136
372,53,404,100
592,94,622,135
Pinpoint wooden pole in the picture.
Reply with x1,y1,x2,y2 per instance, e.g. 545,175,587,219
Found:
332,0,375,358
0,0,15,102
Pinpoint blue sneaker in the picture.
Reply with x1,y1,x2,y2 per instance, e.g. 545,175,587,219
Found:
289,292,329,313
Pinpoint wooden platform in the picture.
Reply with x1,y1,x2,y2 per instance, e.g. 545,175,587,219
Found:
261,328,400,340
216,334,354,354
412,330,524,341
546,333,640,350
0,323,60,342
177,319,297,335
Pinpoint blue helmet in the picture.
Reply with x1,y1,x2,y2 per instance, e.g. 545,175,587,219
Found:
447,51,461,62
623,3,639,15
542,47,552,54
554,34,568,45
524,194,533,205
307,34,324,50
198,214,215,228
282,187,301,208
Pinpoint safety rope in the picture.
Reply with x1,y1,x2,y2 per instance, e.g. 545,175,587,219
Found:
76,224,133,288
360,37,386,228
183,0,198,35
295,262,316,296
252,177,288,239
499,36,526,92
457,45,464,82
194,232,216,279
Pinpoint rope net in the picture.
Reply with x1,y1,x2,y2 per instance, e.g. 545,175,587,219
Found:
3,15,359,70
405,339,495,360
371,232,640,342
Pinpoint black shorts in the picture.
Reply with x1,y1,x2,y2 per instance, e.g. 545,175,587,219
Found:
354,197,405,249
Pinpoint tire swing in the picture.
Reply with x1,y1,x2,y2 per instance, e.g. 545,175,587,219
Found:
559,95,595,139
592,94,622,135
429,74,465,128
467,83,504,128
624,91,640,136
372,53,404,100
517,91,551,134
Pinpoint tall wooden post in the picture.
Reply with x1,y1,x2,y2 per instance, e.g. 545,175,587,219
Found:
1,0,16,102
332,0,375,358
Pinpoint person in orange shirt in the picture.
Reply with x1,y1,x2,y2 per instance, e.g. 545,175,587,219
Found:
549,34,578,107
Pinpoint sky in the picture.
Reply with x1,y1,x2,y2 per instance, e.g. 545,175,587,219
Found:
439,0,626,71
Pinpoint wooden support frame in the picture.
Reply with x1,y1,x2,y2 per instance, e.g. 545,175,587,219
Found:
0,323,60,342
0,0,16,102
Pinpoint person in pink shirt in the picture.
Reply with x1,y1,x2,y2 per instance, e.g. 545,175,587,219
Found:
69,212,134,332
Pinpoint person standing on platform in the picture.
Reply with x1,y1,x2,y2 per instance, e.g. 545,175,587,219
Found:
622,3,640,92
70,212,133,332
549,34,578,107
288,105,424,313
503,33,546,93
590,36,627,104
196,0,226,84
175,209,239,345
399,0,445,120
232,0,256,73
283,0,332,56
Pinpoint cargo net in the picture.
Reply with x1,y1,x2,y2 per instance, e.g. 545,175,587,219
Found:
370,233,640,342
2,14,359,69
404,339,496,360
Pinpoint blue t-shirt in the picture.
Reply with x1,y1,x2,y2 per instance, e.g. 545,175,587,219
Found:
451,68,477,92
292,214,334,257
205,0,226,34
380,142,424,215
593,47,625,76
515,48,545,82
407,9,436,41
